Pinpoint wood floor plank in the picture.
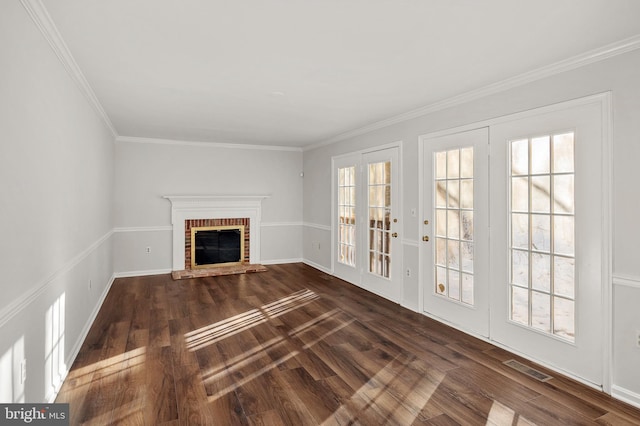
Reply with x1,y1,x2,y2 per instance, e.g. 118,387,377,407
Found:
277,367,340,423
144,346,179,424
55,264,640,425
319,374,394,426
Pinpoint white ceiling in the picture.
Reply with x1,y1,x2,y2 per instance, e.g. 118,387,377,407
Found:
40,0,640,148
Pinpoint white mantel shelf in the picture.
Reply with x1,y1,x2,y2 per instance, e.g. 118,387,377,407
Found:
163,194,271,203
163,194,270,270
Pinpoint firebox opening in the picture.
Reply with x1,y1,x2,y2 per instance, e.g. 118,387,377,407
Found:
191,225,245,269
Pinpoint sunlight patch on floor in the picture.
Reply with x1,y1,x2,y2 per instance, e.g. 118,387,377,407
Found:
486,400,535,426
185,289,320,351
323,357,444,425
63,346,147,391
198,303,358,402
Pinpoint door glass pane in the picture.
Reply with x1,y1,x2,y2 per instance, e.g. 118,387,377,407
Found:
460,179,473,209
553,175,574,214
436,238,446,266
553,133,574,173
447,210,460,239
460,211,473,241
460,147,474,178
509,133,575,341
511,213,529,249
461,242,474,273
461,273,474,305
368,161,391,278
531,136,550,174
447,150,460,178
338,166,356,267
434,147,475,305
531,214,551,252
531,253,551,292
511,177,528,211
531,176,551,213
511,249,529,286
511,285,529,326
511,139,528,175
447,180,460,208
531,291,551,333
436,181,447,207
554,256,574,298
436,210,447,237
553,297,575,339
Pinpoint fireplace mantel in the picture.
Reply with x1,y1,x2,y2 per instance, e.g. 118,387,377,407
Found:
163,194,270,271
164,194,270,204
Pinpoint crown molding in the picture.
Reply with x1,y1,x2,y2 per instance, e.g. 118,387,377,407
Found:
116,135,303,152
20,0,118,138
305,34,640,151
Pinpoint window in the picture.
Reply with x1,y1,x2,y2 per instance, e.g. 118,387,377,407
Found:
338,166,356,266
434,147,475,305
368,162,392,278
509,132,575,341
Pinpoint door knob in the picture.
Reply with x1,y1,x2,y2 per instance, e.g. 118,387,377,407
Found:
392,232,398,238
423,236,430,242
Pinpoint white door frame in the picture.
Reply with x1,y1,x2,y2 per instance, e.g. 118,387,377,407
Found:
421,127,491,337
418,92,612,392
331,141,404,303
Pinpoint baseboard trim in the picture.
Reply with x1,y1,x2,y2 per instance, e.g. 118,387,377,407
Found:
420,310,604,393
261,258,303,265
113,269,173,278
302,259,333,275
611,385,640,409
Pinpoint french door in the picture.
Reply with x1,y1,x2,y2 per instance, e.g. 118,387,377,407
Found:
422,128,490,337
420,96,608,387
333,147,402,303
489,100,606,386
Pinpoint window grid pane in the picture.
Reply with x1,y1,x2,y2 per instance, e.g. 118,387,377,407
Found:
368,162,391,278
434,147,474,306
509,133,576,342
338,166,356,266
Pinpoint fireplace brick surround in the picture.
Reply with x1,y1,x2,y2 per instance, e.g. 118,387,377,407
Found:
185,218,250,267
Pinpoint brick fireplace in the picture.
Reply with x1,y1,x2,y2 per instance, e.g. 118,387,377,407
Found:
185,218,250,268
163,195,269,273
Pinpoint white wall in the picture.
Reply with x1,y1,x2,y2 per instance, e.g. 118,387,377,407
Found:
302,49,640,404
113,140,304,274
3,0,638,405
0,0,115,403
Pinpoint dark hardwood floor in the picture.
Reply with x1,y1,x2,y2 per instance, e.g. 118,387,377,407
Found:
56,263,640,425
